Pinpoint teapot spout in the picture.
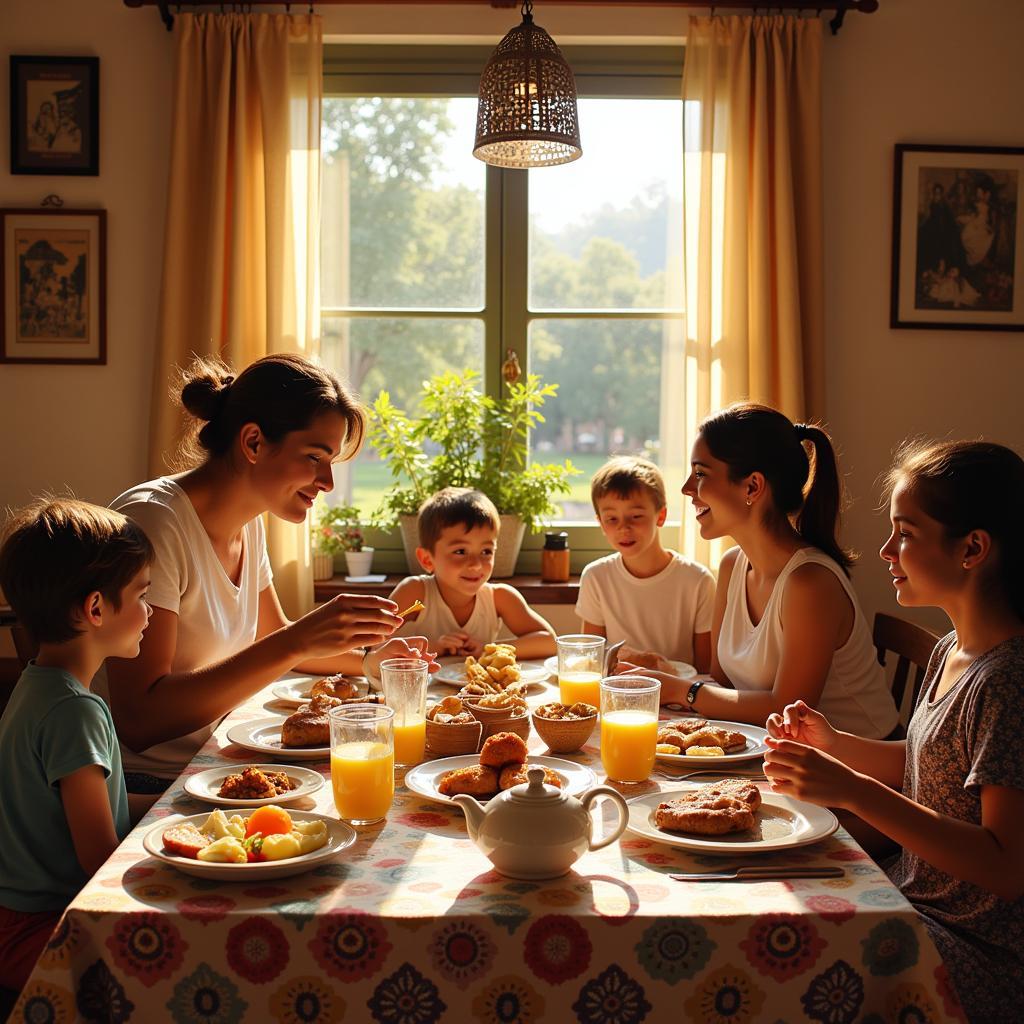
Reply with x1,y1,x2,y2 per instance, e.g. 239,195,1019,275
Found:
451,795,485,840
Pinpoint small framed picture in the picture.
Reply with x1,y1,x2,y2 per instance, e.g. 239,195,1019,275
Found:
1,208,107,364
891,144,1024,331
9,56,99,176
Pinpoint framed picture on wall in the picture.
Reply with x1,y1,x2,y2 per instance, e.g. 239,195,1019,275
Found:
9,56,99,176
891,144,1024,331
0,208,107,364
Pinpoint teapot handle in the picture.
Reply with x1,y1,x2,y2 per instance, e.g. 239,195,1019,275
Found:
581,786,629,852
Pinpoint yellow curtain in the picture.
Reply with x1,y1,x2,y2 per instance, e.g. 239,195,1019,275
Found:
679,15,824,567
149,12,323,618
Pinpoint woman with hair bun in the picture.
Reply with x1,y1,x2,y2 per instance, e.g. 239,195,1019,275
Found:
619,402,898,737
95,353,432,814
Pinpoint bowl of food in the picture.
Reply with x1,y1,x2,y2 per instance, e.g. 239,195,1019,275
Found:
532,701,598,753
462,686,532,742
425,696,483,756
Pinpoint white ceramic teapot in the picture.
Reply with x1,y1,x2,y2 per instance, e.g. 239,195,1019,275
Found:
452,767,629,880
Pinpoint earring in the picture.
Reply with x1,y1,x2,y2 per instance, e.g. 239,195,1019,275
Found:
962,560,970,569
745,499,752,507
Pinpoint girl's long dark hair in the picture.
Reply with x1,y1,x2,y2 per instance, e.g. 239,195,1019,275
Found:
699,402,854,573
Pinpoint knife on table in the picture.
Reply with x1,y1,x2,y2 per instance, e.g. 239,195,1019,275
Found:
670,865,844,882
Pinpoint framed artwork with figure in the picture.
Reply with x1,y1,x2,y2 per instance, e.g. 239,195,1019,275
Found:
0,208,107,364
9,56,99,176
891,144,1024,331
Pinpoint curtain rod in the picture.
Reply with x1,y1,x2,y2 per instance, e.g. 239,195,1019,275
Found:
124,2,879,36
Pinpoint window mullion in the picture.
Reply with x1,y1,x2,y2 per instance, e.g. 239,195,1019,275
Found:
500,168,530,399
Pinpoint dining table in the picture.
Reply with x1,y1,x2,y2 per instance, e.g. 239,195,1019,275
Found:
14,670,965,1024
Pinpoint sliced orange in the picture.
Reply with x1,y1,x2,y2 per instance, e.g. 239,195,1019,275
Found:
244,805,293,838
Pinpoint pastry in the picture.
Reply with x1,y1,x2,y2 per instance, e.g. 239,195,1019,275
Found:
498,763,563,791
665,717,708,734
437,764,499,797
655,795,754,835
281,694,338,748
685,745,725,757
310,675,359,700
479,731,528,768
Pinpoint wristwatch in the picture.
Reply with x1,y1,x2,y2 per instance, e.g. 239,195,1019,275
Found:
686,679,705,706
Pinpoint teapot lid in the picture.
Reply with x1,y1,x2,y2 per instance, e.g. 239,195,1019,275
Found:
508,765,567,805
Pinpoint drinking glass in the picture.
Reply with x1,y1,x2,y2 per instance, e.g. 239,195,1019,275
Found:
557,634,605,708
599,675,661,783
380,658,429,766
330,704,395,825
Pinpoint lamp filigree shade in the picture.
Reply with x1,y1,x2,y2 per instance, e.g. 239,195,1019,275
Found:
473,9,582,169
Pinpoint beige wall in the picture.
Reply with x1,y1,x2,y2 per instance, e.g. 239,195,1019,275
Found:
3,0,1022,639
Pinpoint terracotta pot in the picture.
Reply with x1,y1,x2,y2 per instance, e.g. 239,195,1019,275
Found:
312,552,335,581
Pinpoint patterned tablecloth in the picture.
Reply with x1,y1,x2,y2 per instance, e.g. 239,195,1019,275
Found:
14,675,964,1024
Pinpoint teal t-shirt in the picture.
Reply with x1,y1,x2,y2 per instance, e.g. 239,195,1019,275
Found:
0,663,130,912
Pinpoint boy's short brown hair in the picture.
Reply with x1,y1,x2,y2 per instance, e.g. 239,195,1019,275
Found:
591,456,667,513
417,488,500,551
0,498,154,645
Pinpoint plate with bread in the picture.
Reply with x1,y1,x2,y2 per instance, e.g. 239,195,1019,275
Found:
405,731,597,806
183,763,324,806
626,778,838,854
655,718,769,765
433,644,549,691
272,673,366,708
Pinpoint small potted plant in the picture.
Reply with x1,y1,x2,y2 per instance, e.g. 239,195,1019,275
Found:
313,501,374,579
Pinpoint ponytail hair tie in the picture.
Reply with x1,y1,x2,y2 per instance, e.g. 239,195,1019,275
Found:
794,422,810,440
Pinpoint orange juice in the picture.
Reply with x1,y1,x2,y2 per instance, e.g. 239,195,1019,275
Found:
331,742,395,823
393,719,426,766
559,671,602,707
600,710,657,782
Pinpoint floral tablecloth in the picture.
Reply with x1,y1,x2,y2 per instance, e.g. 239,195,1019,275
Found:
14,676,964,1024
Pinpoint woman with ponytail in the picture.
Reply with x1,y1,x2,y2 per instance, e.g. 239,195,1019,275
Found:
620,402,898,736
95,354,433,815
763,440,1024,1022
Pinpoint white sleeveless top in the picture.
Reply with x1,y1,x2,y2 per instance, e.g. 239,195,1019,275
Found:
718,548,898,738
394,575,502,651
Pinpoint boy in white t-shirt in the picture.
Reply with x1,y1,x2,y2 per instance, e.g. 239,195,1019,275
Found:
576,457,715,672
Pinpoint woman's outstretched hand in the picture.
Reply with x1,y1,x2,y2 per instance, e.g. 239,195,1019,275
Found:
765,699,838,752
288,594,402,659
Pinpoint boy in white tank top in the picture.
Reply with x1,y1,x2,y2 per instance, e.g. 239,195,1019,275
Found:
387,488,556,661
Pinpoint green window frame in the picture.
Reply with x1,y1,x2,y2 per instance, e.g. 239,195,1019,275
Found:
322,45,684,574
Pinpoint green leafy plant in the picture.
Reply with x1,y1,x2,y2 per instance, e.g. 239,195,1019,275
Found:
368,369,579,535
314,501,365,554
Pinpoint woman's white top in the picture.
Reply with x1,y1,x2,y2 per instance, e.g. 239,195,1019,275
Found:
717,547,898,738
93,477,273,779
395,575,501,651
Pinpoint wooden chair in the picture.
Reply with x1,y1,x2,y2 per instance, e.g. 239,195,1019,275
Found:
872,612,943,726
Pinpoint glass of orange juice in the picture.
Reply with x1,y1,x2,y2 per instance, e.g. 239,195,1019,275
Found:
599,675,660,783
380,658,428,767
329,704,395,825
557,634,605,708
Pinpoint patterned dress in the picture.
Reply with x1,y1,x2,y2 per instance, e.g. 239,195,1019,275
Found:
887,632,1024,1023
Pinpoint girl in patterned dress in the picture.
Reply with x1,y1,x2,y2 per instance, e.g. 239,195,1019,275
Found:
762,440,1024,1023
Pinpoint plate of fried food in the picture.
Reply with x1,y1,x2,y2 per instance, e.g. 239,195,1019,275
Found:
145,806,355,880
405,731,597,805
183,763,324,807
655,718,769,765
433,644,549,691
271,673,366,708
626,778,838,854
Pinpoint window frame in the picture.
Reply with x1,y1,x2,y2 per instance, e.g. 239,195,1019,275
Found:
322,45,685,573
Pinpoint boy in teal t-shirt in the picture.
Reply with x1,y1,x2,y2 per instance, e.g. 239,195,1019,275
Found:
0,499,153,995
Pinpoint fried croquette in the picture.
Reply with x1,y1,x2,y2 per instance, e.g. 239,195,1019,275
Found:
479,731,529,768
437,764,499,797
498,763,564,791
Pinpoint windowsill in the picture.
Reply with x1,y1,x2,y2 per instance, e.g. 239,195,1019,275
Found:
314,574,581,605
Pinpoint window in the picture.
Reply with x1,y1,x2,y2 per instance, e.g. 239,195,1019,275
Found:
321,47,684,568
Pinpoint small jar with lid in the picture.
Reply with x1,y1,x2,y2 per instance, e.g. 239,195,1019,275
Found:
541,531,570,583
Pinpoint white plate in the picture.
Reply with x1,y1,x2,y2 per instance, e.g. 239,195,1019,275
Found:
432,657,549,691
655,719,769,766
405,754,597,805
226,718,329,761
626,784,838,855
543,655,697,680
183,764,324,806
271,675,367,708
143,809,355,880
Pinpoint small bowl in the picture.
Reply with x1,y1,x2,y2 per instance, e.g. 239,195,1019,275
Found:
532,708,597,753
425,717,482,757
465,701,532,742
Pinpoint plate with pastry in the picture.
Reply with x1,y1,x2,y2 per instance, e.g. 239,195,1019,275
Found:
144,806,356,880
432,643,549,691
405,730,596,806
625,778,837,855
183,763,324,806
654,718,769,765
542,656,697,681
271,673,366,708
226,718,329,760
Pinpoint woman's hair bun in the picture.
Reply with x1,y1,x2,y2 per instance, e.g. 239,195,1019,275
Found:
179,358,235,423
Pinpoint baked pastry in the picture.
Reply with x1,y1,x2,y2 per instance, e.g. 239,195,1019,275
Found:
479,731,528,768
665,717,708,734
498,763,564,791
281,694,338,748
655,795,754,835
310,675,359,700
672,778,762,812
686,745,725,757
656,729,691,752
437,764,499,797
678,727,748,754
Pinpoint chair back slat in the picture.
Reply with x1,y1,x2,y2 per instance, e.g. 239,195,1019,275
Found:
872,612,943,726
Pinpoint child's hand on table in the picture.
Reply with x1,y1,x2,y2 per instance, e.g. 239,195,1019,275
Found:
438,632,483,658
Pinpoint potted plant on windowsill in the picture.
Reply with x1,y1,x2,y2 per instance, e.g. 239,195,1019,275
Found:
313,501,374,580
368,369,579,577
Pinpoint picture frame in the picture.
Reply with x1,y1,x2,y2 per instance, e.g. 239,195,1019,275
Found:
9,55,99,176
891,144,1024,331
0,208,107,365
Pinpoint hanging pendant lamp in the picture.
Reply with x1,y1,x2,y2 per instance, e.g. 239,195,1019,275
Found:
473,0,582,169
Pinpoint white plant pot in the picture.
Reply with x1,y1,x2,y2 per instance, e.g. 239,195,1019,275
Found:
312,552,335,581
398,515,422,574
345,548,375,577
